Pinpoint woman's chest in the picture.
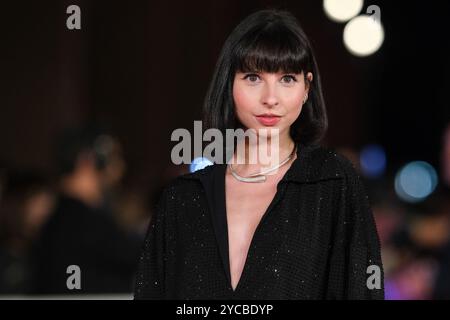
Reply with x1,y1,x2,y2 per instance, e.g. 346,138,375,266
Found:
224,175,281,244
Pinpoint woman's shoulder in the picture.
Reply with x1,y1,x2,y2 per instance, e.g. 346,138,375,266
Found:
158,164,216,198
301,143,361,181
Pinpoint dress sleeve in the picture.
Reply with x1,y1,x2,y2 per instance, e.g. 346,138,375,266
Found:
133,188,169,299
326,159,385,300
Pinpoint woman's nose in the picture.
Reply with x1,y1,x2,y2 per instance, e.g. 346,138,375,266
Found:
261,83,279,107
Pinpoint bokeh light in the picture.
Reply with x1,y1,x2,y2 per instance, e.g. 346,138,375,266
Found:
394,161,438,203
343,15,384,56
360,144,387,178
189,157,213,173
323,0,364,22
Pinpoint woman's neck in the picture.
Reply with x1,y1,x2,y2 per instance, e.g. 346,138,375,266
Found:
231,133,296,175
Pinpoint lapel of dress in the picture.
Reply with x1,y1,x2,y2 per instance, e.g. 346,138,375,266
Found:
179,142,346,289
184,164,231,286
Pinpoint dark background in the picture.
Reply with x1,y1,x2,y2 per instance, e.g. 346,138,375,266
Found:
2,0,449,192
2,0,450,299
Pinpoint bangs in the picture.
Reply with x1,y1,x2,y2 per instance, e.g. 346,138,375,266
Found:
233,24,310,74
204,9,328,145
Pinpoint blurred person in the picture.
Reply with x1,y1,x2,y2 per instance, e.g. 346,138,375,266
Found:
429,196,450,299
134,9,383,300
30,126,142,294
371,199,406,277
96,134,127,213
373,201,405,248
385,257,438,300
112,188,150,235
431,123,450,298
383,194,450,299
0,171,54,293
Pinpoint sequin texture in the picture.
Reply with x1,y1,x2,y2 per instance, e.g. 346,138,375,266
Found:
133,143,384,299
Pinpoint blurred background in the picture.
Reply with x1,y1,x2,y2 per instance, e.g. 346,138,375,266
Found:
0,0,449,299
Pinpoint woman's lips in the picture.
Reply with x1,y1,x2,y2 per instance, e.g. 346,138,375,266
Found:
255,114,281,126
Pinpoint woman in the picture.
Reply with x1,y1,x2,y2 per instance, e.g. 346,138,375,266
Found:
134,9,384,299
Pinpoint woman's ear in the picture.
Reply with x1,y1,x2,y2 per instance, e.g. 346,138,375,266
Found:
306,72,313,89
303,72,313,105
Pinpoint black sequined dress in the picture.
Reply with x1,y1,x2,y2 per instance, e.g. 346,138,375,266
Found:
134,143,384,299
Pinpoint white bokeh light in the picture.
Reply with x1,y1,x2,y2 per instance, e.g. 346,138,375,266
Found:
323,0,364,22
343,15,384,57
190,157,213,173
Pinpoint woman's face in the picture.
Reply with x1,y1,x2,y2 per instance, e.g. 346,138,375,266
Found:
232,70,312,143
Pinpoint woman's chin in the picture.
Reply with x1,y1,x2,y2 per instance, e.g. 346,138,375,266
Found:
254,127,283,140
237,121,288,141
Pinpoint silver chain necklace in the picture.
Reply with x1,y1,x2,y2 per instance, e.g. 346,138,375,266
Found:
228,144,297,183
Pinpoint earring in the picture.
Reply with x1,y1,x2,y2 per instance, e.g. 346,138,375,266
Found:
303,93,308,105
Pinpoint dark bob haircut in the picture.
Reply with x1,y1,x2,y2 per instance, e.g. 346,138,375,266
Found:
203,9,328,146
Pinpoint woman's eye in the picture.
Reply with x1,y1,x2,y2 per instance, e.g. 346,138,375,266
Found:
281,75,297,84
243,74,260,82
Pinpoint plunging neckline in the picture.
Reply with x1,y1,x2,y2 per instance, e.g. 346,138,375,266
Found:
221,154,297,293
